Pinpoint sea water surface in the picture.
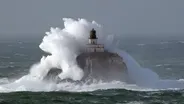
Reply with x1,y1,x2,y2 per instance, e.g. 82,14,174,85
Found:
0,36,184,104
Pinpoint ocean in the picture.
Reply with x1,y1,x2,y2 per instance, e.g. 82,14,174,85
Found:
0,36,184,104
0,18,184,104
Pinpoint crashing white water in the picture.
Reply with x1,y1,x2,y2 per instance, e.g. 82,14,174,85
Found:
0,18,184,92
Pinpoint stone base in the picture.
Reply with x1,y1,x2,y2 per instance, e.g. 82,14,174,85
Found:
76,52,127,82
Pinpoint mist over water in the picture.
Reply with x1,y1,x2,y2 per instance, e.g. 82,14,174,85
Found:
0,18,184,92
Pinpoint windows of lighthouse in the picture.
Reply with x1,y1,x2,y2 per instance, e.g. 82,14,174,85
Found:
92,40,95,44
91,40,94,44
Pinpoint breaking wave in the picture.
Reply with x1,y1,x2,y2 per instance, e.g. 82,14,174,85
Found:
0,18,184,93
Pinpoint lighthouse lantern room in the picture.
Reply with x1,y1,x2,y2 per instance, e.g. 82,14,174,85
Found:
86,28,104,52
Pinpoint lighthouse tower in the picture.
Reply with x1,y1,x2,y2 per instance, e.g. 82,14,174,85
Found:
86,28,104,52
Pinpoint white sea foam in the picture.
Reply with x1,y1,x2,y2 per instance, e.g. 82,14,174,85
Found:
0,18,184,92
0,78,9,84
156,64,162,67
178,41,184,44
160,41,171,44
126,101,144,104
137,44,145,46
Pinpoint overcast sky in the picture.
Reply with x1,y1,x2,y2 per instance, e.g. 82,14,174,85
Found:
0,0,184,37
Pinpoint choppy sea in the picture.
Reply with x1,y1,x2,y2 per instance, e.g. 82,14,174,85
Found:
0,36,184,104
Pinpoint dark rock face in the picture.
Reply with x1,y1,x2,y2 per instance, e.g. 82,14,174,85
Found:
44,52,127,82
76,52,127,82
44,68,62,82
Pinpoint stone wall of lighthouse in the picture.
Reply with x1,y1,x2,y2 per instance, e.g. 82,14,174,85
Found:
86,44,104,52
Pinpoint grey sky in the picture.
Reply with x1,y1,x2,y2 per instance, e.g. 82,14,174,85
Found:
0,0,184,37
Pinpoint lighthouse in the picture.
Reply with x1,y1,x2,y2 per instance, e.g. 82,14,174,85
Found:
45,29,128,82
86,28,104,52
